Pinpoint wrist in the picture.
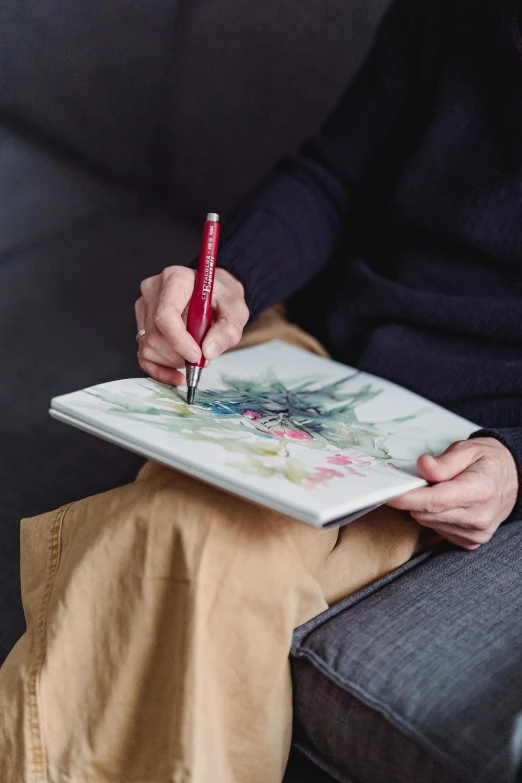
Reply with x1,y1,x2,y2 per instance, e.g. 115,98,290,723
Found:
469,429,522,521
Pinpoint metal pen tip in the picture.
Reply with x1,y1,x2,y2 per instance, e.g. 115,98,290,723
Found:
187,386,196,405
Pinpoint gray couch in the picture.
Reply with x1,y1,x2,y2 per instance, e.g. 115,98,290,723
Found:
1,2,521,781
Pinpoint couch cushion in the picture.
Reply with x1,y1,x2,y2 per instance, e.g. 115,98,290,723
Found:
291,521,522,783
284,748,340,783
0,1,179,183
167,0,390,218
0,125,136,257
1,0,391,215
0,198,198,661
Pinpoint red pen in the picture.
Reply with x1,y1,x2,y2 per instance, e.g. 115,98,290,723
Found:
185,212,220,404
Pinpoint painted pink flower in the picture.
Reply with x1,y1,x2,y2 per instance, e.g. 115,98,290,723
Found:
304,475,328,487
354,459,372,467
315,467,344,478
304,464,350,487
327,454,353,466
345,467,366,477
304,471,338,487
285,429,312,441
242,410,261,420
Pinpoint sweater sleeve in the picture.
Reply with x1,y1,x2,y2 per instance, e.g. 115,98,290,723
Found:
214,0,441,320
469,428,522,522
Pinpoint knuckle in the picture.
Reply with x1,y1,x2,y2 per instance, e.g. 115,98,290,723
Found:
237,301,250,323
220,290,237,308
140,276,154,297
154,307,175,333
447,440,466,451
161,265,176,279
154,307,166,328
140,332,161,359
163,264,191,282
139,342,154,363
149,327,182,358
426,497,445,515
483,479,496,501
222,320,242,345
473,516,491,533
471,508,492,529
476,482,494,503
468,529,491,547
448,440,467,453
478,529,493,544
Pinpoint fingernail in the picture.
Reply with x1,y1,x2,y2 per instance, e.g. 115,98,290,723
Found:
187,349,201,364
204,340,218,360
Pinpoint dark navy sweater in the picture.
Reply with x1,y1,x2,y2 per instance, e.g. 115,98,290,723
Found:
216,0,522,517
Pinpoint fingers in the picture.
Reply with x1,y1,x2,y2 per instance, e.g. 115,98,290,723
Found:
436,532,483,551
152,268,202,363
417,441,483,483
202,281,249,360
138,356,187,387
135,265,249,385
136,268,202,383
389,479,496,550
202,316,247,360
135,296,146,331
139,327,186,370
137,295,187,374
412,513,493,550
389,441,490,513
387,469,483,514
386,439,506,551
136,294,180,380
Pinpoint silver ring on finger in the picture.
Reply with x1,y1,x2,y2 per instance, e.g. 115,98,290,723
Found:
136,328,146,343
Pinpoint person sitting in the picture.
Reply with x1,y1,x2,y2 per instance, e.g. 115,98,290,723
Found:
1,0,521,781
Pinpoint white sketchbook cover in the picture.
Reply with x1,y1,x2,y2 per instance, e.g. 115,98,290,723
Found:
50,340,477,528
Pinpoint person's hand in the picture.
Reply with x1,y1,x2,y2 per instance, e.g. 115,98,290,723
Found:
135,266,249,386
387,437,519,550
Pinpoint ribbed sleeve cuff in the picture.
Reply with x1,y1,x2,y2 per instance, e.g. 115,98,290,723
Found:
469,428,522,522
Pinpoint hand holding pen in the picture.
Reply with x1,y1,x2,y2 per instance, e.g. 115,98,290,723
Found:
135,216,249,395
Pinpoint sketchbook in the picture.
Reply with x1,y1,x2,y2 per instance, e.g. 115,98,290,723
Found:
49,340,478,528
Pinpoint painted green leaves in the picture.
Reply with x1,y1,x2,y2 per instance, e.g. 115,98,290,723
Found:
80,369,424,488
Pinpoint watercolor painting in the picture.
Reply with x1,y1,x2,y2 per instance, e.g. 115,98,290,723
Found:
74,366,433,489
51,341,478,525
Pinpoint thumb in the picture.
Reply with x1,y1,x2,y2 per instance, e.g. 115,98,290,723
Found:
201,293,249,360
202,316,244,360
417,443,479,483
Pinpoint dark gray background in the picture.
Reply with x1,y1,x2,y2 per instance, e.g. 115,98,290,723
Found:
0,0,390,217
